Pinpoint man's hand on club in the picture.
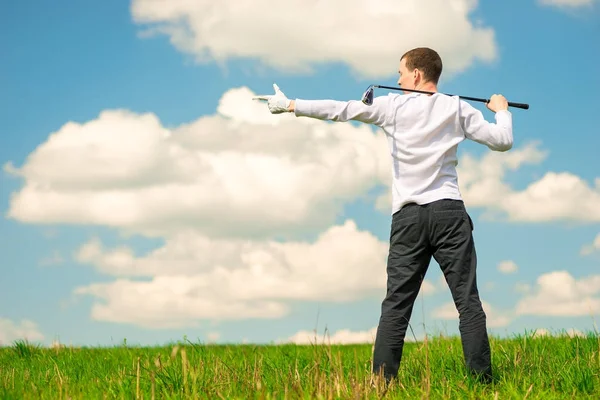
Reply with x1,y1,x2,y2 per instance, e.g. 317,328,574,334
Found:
486,94,509,113
252,83,293,114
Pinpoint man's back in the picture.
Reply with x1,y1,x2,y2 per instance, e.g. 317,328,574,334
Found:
380,92,513,213
294,92,514,214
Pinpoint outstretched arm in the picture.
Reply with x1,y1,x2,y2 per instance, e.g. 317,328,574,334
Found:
253,83,389,127
291,97,389,126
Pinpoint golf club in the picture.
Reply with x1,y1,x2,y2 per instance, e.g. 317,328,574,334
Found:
361,85,529,110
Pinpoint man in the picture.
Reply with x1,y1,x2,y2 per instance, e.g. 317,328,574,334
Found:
253,47,512,384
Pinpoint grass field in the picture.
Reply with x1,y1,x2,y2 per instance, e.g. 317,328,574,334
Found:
1,330,599,399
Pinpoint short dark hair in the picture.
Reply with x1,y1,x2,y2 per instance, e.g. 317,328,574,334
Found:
400,47,443,84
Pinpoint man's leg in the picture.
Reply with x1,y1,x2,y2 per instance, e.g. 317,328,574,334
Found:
429,200,492,381
372,204,432,382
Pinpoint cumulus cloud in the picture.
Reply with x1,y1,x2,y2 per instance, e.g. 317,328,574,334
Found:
0,318,45,345
580,233,600,256
5,86,389,240
498,260,518,274
501,174,600,222
431,269,600,325
206,332,220,343
457,141,600,222
565,328,586,337
8,83,597,330
72,219,440,328
375,140,600,222
280,326,423,345
420,280,438,296
282,327,379,345
76,277,289,329
432,301,512,328
130,0,498,79
515,271,600,317
531,328,586,338
73,220,391,328
7,88,596,238
532,328,550,337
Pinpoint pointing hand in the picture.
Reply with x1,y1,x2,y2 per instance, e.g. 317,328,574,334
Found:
253,83,292,114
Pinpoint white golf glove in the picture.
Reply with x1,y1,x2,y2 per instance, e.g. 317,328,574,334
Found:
252,83,291,114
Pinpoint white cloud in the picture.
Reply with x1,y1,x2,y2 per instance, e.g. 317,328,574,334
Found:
433,270,600,324
5,86,389,240
432,301,512,328
532,328,549,337
279,326,423,345
457,141,600,222
130,0,498,79
375,190,392,213
538,0,597,8
437,274,449,289
420,280,438,296
501,173,600,222
206,332,220,343
73,220,390,328
565,328,585,337
515,271,600,317
374,139,600,223
7,87,597,332
0,318,45,345
282,327,379,345
498,260,518,274
580,233,600,256
76,277,290,329
531,328,586,338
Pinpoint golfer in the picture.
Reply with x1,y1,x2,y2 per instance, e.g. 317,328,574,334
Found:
254,47,512,384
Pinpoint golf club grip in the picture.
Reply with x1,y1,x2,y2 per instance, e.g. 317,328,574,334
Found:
459,95,529,110
507,101,529,110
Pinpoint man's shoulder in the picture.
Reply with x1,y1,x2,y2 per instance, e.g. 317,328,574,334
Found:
382,92,421,106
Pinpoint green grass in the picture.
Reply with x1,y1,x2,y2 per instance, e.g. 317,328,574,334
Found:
1,330,599,399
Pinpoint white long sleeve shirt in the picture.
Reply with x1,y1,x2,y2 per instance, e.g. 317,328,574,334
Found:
293,92,513,214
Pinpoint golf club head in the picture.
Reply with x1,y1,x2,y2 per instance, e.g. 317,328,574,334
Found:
361,85,375,105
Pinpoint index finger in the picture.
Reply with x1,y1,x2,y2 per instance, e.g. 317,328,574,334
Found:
252,95,270,101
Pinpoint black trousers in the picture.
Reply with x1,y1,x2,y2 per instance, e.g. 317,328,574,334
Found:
372,199,492,382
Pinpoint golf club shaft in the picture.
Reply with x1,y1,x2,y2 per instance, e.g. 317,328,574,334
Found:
374,85,529,110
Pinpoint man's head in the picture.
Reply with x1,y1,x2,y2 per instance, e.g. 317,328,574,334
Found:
398,47,443,92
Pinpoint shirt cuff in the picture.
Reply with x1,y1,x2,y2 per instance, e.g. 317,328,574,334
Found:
293,99,311,117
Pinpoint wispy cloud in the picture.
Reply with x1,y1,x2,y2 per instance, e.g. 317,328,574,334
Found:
0,318,44,345
39,250,64,267
498,260,519,274
580,233,600,256
538,0,597,9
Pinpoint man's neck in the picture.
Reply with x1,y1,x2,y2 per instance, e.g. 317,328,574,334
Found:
415,82,437,94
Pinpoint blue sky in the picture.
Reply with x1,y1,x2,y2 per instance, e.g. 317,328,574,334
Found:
1,0,599,347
